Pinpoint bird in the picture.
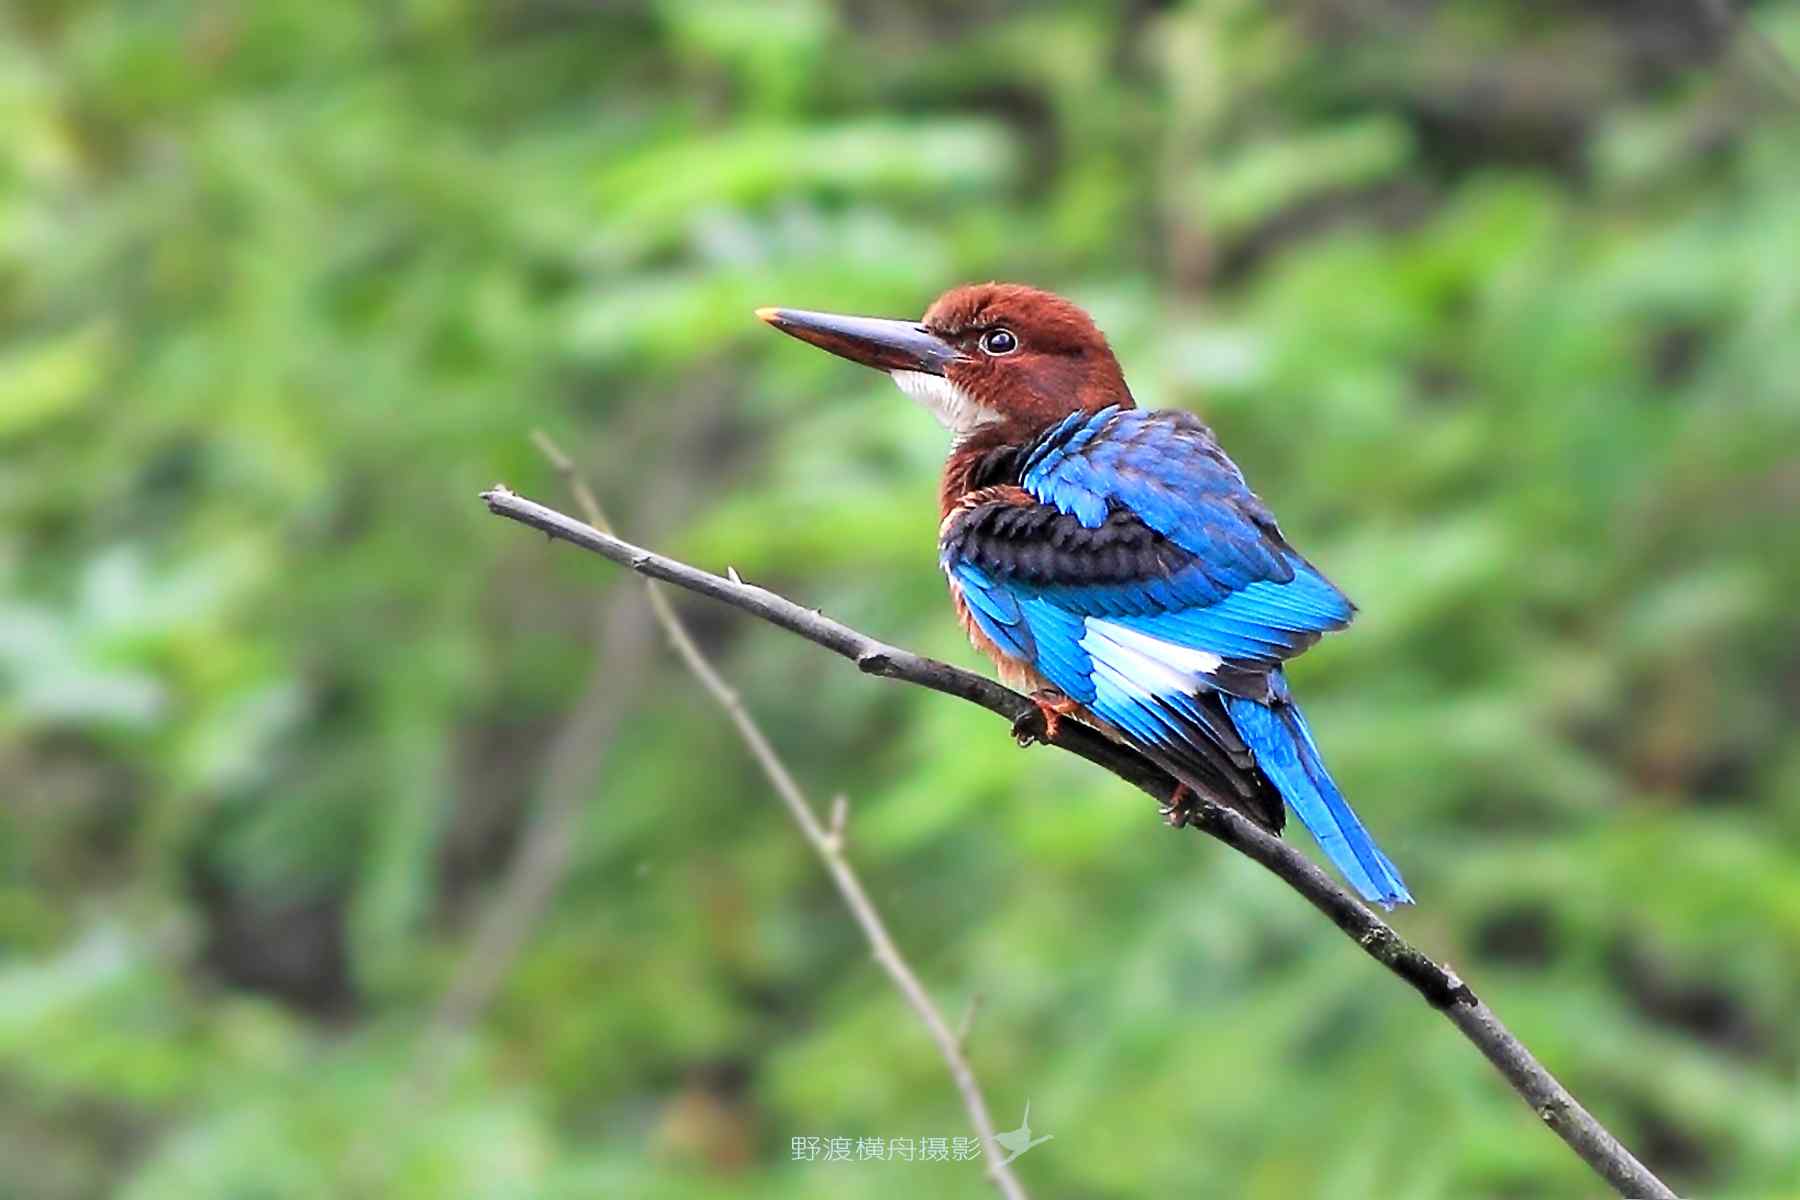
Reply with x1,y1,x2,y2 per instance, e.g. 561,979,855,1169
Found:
993,1100,1054,1164
756,283,1411,908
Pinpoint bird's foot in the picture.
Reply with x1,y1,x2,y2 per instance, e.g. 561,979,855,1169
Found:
1012,690,1081,746
1161,783,1198,828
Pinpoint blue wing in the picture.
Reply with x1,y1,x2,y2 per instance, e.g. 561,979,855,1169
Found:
942,408,1410,907
946,407,1353,692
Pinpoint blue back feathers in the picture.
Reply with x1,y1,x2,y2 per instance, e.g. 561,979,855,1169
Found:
943,407,1411,907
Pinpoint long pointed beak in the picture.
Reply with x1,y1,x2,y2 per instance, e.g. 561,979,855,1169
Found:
757,306,963,376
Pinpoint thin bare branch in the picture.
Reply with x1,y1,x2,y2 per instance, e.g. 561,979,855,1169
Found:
527,443,1030,1200
957,993,985,1051
480,483,1677,1200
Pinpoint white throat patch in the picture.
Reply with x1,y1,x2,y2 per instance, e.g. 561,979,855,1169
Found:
890,370,1003,438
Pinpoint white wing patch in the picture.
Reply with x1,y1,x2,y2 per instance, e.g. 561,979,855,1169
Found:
891,370,1003,438
1079,618,1223,702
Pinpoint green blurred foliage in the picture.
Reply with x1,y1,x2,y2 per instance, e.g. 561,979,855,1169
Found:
3,1,1799,1197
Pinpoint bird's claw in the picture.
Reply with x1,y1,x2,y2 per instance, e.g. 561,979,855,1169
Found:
1013,690,1079,747
1161,783,1198,828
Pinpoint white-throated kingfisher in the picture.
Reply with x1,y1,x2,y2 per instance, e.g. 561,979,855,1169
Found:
757,284,1411,907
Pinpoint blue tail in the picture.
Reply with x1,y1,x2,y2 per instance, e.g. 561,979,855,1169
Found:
1223,682,1412,908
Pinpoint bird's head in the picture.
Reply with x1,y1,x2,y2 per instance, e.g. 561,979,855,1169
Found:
758,283,1134,444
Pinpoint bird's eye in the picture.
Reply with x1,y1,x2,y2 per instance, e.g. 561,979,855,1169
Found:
979,328,1019,356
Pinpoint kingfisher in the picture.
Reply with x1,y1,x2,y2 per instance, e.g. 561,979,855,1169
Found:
757,284,1411,908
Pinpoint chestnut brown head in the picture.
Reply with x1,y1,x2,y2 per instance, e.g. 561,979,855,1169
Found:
758,283,1134,442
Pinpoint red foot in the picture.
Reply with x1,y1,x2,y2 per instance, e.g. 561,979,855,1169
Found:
1013,690,1082,745
1162,782,1198,828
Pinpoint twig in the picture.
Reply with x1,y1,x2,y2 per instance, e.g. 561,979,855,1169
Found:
957,993,985,1051
480,484,1678,1200
528,441,1030,1200
825,793,849,854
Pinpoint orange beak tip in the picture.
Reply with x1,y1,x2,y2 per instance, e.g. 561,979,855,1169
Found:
754,306,783,326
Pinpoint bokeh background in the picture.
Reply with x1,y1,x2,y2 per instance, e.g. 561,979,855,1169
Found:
4,2,1799,1197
